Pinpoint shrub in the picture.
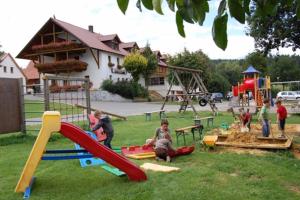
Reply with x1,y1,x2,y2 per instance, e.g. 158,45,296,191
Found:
101,79,148,99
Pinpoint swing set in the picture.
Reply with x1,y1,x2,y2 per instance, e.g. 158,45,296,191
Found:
161,65,217,116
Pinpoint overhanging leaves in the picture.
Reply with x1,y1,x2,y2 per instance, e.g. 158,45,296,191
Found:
141,0,153,10
228,0,245,24
176,11,185,37
212,13,228,50
153,0,163,14
117,0,129,14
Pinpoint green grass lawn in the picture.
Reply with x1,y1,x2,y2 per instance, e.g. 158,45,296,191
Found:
24,100,83,119
1,112,300,200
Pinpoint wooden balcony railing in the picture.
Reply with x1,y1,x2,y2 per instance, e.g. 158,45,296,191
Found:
35,59,88,73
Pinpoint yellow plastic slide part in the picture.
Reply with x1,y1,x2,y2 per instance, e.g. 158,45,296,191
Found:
203,135,218,147
140,163,180,172
125,152,156,160
15,111,61,193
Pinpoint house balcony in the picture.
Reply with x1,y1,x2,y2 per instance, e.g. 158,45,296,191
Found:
31,41,85,54
35,59,88,73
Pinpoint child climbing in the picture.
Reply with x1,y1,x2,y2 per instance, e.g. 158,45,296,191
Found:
92,110,114,149
258,99,271,137
275,100,288,138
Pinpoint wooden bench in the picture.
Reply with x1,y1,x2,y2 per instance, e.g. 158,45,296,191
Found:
198,116,214,127
144,110,166,121
175,125,204,145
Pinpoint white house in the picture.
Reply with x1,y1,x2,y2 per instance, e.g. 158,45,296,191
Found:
0,53,27,90
16,17,179,97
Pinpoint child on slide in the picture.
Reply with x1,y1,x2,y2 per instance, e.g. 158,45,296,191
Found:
92,110,114,149
145,119,172,146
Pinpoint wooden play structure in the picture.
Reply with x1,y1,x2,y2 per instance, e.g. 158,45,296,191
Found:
161,65,217,115
232,65,271,108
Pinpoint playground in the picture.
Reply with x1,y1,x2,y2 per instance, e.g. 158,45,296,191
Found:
1,110,300,200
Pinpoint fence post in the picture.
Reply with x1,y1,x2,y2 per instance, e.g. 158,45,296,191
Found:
43,76,50,111
19,78,26,134
84,76,91,115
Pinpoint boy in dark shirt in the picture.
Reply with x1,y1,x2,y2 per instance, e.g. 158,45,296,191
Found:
92,110,114,149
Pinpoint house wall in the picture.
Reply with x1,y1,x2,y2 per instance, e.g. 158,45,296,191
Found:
0,56,26,91
47,50,131,89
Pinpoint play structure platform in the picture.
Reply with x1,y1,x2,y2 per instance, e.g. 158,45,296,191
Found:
15,111,146,198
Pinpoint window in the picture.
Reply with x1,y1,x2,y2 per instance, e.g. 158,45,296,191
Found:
108,56,111,62
150,77,164,85
63,80,68,86
10,67,14,73
117,57,120,65
3,66,7,73
109,75,112,80
117,78,120,82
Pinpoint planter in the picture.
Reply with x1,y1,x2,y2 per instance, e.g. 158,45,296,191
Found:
32,41,84,53
35,59,88,73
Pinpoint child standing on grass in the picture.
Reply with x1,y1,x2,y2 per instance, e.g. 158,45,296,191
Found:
258,99,271,137
92,110,114,149
275,100,288,138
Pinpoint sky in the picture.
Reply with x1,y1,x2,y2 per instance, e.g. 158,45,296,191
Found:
0,0,299,68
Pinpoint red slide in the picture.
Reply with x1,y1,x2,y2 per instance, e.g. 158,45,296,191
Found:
60,122,147,181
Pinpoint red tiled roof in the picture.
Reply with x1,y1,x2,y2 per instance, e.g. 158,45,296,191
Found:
119,42,138,49
52,18,127,56
23,61,39,80
100,34,120,42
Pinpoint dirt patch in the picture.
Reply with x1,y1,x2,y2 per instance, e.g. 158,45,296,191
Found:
219,147,268,156
287,185,300,195
208,123,300,149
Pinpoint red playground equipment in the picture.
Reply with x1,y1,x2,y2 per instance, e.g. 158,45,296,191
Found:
232,65,271,107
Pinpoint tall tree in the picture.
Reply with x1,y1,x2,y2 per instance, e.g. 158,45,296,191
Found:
213,60,243,85
268,55,300,82
0,44,4,57
168,48,211,88
246,1,300,55
244,51,268,75
141,43,158,88
117,0,300,50
123,51,148,82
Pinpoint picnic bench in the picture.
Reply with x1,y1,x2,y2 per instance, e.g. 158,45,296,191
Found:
144,110,166,121
196,116,214,127
175,125,204,145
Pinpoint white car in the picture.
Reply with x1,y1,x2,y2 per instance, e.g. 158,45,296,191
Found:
276,91,300,100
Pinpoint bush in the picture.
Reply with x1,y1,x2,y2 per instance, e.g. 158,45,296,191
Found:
101,80,148,99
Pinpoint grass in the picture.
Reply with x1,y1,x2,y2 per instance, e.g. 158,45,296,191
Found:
25,100,83,119
1,112,300,200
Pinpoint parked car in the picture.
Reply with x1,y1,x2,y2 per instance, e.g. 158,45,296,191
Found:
276,91,300,100
211,92,224,103
226,91,233,100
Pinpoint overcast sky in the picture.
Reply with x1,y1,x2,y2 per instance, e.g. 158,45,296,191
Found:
0,0,299,67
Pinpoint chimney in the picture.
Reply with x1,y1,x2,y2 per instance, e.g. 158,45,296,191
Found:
88,25,93,33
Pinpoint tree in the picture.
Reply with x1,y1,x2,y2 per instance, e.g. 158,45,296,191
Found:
140,43,158,88
117,0,300,50
0,44,3,57
207,72,231,94
123,51,148,82
168,48,211,88
244,51,268,75
247,1,300,55
268,55,300,82
213,60,243,85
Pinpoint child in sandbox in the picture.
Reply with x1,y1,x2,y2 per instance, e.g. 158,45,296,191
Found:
92,110,114,149
258,99,271,137
240,108,252,131
275,100,287,138
146,119,172,146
